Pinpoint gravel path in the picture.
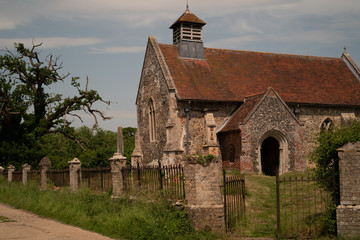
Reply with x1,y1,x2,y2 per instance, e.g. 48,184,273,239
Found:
0,202,115,240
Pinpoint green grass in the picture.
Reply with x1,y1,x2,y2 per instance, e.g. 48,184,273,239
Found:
236,174,278,237
0,177,216,240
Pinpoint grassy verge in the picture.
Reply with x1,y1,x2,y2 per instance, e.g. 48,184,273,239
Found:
236,174,277,237
0,176,216,240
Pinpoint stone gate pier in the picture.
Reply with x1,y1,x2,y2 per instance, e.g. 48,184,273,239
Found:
184,156,224,232
337,142,360,238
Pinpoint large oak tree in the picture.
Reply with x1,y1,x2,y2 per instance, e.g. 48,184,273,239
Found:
0,42,110,167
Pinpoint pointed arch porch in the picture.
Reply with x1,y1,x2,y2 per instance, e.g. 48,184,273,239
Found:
256,130,290,175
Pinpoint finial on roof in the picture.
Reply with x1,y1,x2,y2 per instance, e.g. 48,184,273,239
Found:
186,0,190,12
344,46,347,53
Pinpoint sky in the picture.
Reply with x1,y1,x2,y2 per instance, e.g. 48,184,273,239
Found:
1,0,360,131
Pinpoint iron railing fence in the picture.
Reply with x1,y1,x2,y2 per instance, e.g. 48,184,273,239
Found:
12,171,22,182
47,169,70,187
28,169,40,182
276,173,332,239
81,167,112,192
1,171,7,179
222,170,246,231
122,163,185,200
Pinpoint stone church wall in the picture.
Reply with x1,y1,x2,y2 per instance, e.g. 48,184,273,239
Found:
239,94,304,173
176,101,238,158
297,106,360,166
136,43,170,165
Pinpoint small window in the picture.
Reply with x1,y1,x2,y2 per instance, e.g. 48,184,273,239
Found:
321,118,334,132
149,99,156,141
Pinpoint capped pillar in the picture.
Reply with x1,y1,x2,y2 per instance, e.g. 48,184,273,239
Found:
39,157,51,190
68,158,81,191
7,165,15,182
22,163,31,185
109,126,127,197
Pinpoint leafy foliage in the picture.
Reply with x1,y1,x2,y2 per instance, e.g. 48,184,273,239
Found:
310,120,360,235
39,126,136,169
186,154,218,166
311,121,360,204
123,127,137,165
0,42,110,168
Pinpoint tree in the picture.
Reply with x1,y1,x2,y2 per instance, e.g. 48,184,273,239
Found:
38,126,136,169
0,42,110,168
310,120,360,234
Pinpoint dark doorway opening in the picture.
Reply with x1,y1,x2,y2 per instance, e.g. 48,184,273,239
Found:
261,137,280,176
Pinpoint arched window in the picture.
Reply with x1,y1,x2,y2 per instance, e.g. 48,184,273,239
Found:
149,99,156,141
321,118,334,132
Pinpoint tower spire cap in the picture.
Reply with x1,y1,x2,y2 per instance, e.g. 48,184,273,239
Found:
170,6,206,29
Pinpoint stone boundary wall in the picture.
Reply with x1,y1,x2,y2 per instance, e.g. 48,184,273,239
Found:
337,142,360,238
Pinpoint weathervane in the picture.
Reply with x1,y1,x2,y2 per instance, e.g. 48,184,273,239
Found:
186,0,189,10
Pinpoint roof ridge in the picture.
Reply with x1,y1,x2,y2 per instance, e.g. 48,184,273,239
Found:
158,42,340,60
203,47,341,60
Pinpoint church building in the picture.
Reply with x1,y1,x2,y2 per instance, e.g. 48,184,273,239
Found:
131,7,360,175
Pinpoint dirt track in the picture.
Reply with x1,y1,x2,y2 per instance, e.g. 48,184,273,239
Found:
0,202,115,240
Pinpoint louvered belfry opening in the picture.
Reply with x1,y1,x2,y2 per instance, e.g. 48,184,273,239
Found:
170,7,206,59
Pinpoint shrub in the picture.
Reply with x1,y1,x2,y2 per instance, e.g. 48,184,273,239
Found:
310,120,360,235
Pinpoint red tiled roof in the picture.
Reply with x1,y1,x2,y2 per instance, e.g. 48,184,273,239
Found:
158,44,360,106
220,93,264,132
170,9,206,29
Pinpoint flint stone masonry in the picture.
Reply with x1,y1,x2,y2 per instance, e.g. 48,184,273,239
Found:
136,38,171,165
68,158,81,191
133,36,360,174
22,163,31,185
299,106,360,167
238,91,304,174
336,142,360,238
184,159,224,232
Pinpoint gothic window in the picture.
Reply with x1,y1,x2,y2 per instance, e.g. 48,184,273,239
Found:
321,118,334,132
229,144,235,163
149,99,156,141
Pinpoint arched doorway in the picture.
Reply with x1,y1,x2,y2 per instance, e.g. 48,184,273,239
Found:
261,137,280,176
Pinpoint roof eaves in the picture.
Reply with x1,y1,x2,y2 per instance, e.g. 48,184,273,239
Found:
342,52,360,82
170,10,206,29
149,36,177,92
135,38,152,106
216,105,241,133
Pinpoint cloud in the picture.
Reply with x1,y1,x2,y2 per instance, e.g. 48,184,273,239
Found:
87,46,145,54
1,0,360,31
0,37,103,49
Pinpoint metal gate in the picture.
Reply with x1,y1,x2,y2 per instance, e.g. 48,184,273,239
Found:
222,169,246,231
276,172,332,238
